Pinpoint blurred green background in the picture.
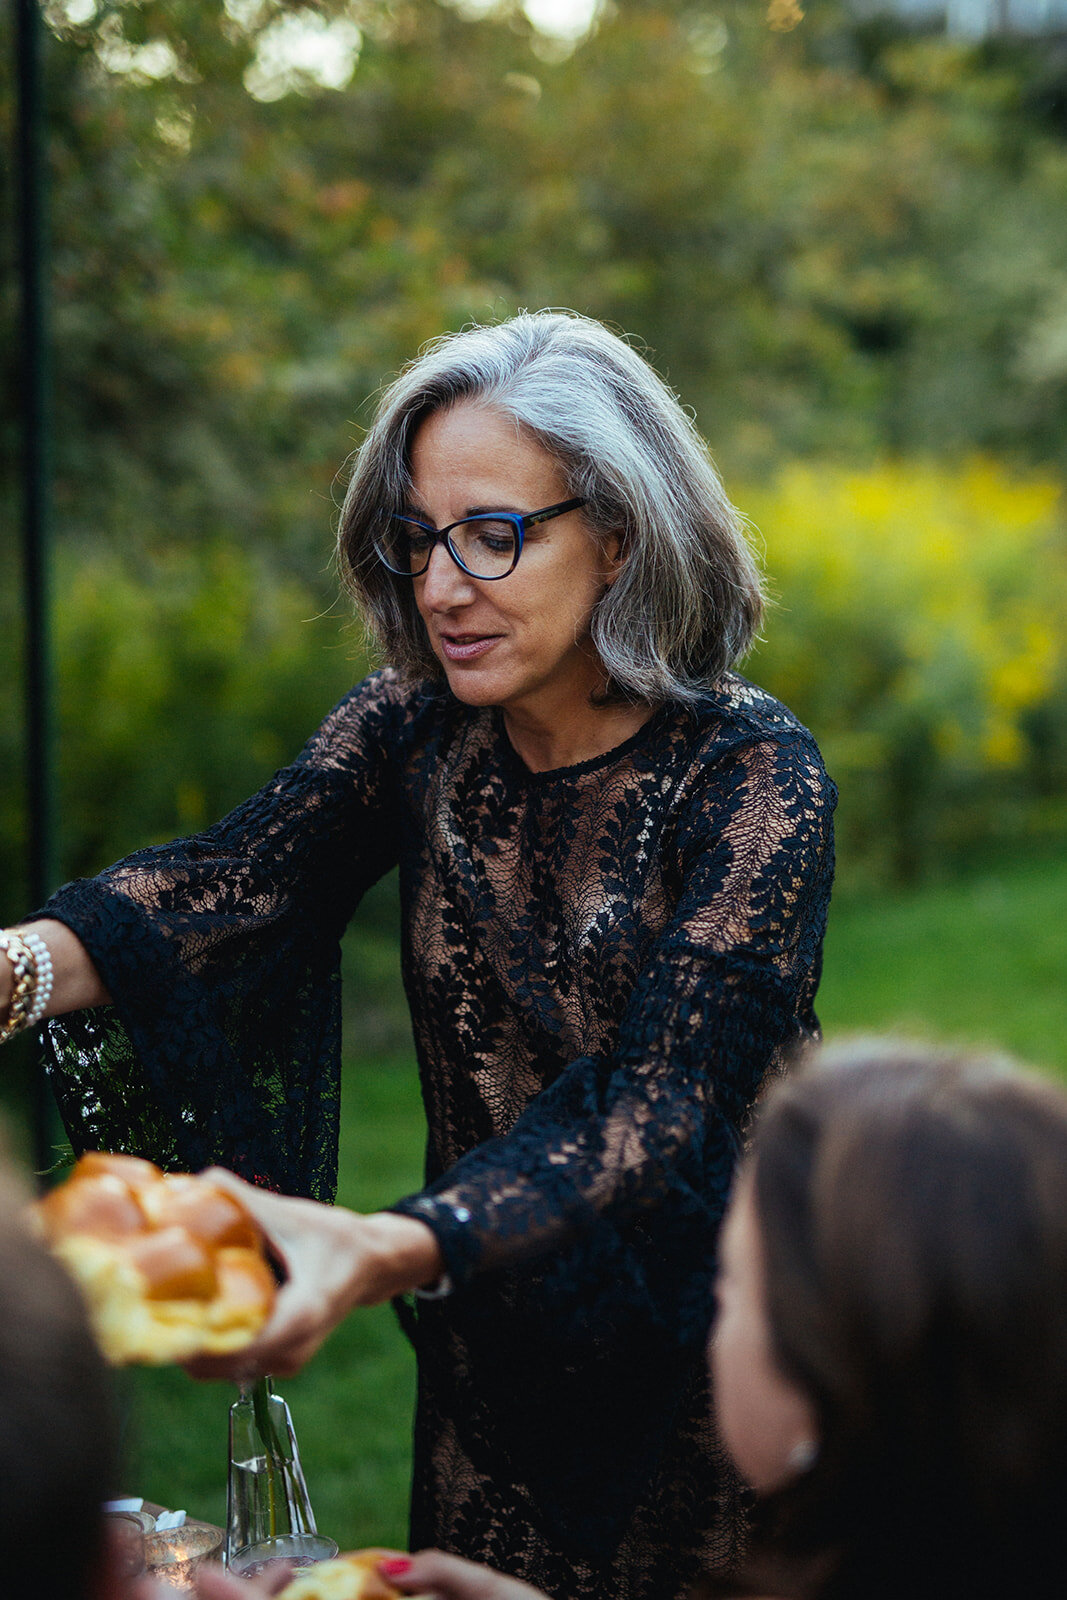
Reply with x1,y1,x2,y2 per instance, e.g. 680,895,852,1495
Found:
2,0,1067,1552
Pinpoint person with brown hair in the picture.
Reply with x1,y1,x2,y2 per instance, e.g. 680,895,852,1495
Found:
710,1037,1067,1600
0,1128,292,1600
381,1038,1067,1600
0,1145,122,1600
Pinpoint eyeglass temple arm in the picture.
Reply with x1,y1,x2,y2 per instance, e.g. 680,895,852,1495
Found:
521,497,586,529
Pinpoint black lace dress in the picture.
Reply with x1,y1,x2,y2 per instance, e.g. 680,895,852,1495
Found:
40,668,835,1600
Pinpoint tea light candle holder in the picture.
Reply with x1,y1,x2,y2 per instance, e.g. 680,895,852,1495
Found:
145,1521,224,1590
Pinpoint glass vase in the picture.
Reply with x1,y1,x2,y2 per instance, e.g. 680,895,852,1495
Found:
225,1378,317,1567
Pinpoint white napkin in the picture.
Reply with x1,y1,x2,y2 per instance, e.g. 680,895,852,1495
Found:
154,1510,188,1530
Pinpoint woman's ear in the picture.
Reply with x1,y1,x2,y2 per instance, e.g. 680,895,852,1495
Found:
601,530,626,583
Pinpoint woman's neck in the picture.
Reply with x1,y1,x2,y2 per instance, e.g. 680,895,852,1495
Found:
502,697,654,774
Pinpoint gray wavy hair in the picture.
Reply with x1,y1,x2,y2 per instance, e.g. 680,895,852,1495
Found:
336,310,764,704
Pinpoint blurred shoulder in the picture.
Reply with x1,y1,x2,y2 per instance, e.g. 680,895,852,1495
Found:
301,668,455,768
322,666,451,726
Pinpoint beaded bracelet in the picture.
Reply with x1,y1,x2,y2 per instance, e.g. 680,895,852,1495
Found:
20,929,54,1029
0,930,39,1045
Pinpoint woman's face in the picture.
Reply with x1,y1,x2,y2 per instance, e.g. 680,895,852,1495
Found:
408,402,618,727
711,1170,819,1493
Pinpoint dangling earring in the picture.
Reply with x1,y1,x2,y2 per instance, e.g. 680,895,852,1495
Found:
787,1438,819,1473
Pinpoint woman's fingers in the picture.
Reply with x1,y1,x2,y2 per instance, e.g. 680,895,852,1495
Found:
197,1168,299,1271
182,1258,353,1380
179,1174,444,1383
181,1171,367,1381
385,1550,551,1600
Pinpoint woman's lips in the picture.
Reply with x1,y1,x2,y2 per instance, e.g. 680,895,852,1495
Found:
438,633,500,662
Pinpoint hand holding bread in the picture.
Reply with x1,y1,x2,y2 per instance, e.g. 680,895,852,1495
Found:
35,1152,443,1378
33,1152,276,1364
182,1549,442,1600
181,1170,444,1381
343,1550,550,1600
275,1549,426,1600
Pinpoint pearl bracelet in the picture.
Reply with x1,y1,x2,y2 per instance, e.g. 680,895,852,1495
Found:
20,929,54,1029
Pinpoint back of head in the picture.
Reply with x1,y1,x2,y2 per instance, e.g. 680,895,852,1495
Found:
749,1040,1067,1600
0,1151,119,1600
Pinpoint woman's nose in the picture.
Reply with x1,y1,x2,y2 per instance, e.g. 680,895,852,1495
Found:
418,541,476,610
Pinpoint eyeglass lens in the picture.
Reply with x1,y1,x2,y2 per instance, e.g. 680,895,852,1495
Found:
379,516,519,580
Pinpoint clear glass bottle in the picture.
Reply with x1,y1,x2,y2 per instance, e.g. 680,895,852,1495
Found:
225,1378,317,1566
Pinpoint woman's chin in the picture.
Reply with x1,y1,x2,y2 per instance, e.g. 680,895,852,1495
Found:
438,662,508,708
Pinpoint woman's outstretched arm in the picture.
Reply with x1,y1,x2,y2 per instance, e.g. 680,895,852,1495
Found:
12,671,412,1194
0,918,110,1026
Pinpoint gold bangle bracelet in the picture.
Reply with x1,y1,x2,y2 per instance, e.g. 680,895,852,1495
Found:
0,931,39,1046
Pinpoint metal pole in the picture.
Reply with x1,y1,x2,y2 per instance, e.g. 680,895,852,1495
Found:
15,0,60,1182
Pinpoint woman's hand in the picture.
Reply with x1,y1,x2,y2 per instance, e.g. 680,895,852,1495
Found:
381,1550,551,1600
182,1169,443,1379
0,918,109,1025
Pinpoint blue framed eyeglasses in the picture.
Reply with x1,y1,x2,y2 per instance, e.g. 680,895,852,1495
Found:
374,497,586,581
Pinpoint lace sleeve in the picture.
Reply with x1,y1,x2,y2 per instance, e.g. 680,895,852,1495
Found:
38,673,405,1199
392,731,834,1303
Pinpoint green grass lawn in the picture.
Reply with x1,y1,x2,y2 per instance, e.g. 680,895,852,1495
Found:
818,851,1067,1076
101,848,1067,1544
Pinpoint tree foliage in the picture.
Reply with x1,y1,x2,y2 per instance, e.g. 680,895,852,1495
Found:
4,0,1067,901
5,0,1067,558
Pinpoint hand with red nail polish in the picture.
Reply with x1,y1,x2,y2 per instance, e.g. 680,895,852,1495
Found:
380,1550,549,1600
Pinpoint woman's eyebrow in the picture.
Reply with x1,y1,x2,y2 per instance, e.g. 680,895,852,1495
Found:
400,503,526,522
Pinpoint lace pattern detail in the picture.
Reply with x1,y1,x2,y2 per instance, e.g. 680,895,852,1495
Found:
41,669,835,1599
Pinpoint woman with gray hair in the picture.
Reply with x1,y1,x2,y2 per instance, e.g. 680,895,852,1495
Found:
1,312,835,1600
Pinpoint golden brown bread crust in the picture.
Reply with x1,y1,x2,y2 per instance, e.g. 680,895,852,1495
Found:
34,1152,275,1365
277,1551,413,1600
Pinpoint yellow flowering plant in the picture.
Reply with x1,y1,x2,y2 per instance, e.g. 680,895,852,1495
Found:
744,458,1067,883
